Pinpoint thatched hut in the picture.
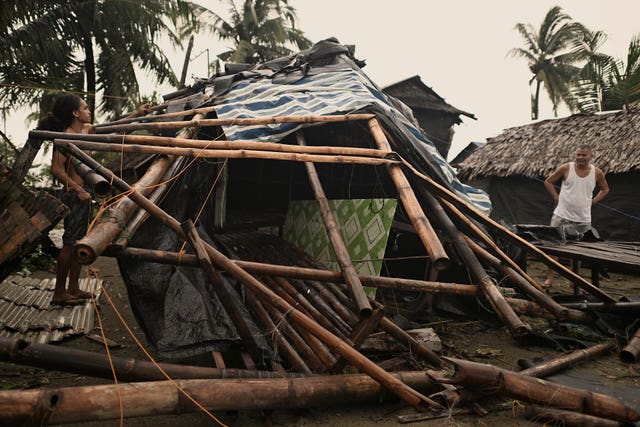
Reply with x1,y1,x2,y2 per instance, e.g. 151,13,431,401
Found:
456,105,640,241
382,76,475,159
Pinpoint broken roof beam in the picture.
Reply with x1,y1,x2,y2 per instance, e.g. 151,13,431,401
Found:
93,113,376,134
367,118,449,271
53,138,395,167
60,141,443,412
29,130,389,158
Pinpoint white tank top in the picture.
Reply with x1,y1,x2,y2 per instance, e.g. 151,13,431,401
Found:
554,162,596,222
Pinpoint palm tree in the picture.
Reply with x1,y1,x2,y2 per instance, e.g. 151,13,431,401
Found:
510,6,586,119
601,34,640,111
0,1,198,121
206,0,311,66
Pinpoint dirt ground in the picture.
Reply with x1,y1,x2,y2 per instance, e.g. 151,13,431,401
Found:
2,255,640,426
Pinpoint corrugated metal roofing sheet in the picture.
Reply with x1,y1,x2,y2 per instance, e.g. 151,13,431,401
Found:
0,275,102,343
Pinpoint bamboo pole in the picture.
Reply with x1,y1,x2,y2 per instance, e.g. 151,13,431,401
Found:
29,129,389,158
367,118,449,270
93,105,217,128
440,198,545,293
60,141,443,412
620,327,640,363
0,338,296,381
416,186,530,337
55,138,396,166
92,113,376,134
432,357,639,422
112,157,186,249
524,405,626,427
73,112,205,264
562,301,640,314
400,158,617,303
244,291,314,374
181,220,265,364
107,246,481,296
297,131,371,316
0,371,440,425
463,235,592,324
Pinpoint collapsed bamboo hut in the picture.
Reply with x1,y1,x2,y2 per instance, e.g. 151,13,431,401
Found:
3,38,640,424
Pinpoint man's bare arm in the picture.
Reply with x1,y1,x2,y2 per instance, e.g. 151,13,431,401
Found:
544,164,568,205
592,168,609,205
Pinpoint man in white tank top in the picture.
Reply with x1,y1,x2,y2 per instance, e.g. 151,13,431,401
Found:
542,145,609,286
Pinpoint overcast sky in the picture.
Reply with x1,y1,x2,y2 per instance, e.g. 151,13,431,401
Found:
5,1,639,162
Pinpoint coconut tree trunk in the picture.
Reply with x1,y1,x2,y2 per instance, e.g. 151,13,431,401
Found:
82,33,96,119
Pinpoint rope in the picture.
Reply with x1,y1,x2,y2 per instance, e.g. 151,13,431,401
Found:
87,268,228,426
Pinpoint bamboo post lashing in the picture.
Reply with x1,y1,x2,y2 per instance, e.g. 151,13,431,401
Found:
462,235,593,324
29,130,390,159
0,338,296,382
417,185,531,337
181,220,265,364
432,357,640,423
106,246,482,296
400,158,617,303
54,138,396,167
0,372,440,426
524,405,624,427
367,118,449,270
92,113,376,134
620,327,640,363
440,198,545,293
61,142,443,412
70,112,206,265
296,131,372,317
244,291,314,374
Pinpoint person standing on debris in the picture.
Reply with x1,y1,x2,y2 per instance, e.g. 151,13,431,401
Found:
38,94,150,306
543,145,609,287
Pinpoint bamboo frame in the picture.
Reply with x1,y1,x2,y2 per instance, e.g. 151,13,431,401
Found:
367,118,449,270
61,141,443,411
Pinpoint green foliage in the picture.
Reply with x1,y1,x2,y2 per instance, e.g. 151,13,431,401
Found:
200,0,312,65
0,0,200,121
16,244,56,277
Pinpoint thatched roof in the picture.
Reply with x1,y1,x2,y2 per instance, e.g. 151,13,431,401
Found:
457,104,640,180
382,75,475,120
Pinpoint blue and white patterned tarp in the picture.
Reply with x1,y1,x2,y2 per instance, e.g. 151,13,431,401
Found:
211,68,491,213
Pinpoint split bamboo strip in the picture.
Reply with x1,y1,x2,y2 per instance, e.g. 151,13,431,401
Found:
29,130,388,158
401,158,616,303
0,371,439,426
62,142,443,412
93,113,376,134
0,338,295,381
73,112,205,264
433,357,639,422
417,186,530,337
55,138,396,166
182,220,264,364
107,246,481,296
297,131,371,316
367,118,449,270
